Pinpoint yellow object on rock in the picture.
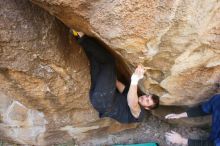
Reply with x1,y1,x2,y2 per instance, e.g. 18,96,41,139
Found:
72,29,79,37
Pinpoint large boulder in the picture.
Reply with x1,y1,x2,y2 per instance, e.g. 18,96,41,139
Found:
30,0,220,128
30,0,220,137
0,0,136,145
1,0,220,145
31,0,220,105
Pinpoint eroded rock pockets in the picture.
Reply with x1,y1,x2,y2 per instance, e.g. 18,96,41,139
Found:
27,0,220,142
1,0,220,145
0,0,138,145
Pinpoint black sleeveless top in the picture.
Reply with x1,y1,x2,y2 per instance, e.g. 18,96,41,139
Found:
100,86,145,123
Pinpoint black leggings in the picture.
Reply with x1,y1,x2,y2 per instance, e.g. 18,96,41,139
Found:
78,36,116,114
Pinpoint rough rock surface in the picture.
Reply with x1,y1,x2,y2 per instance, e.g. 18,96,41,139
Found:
0,0,136,145
30,0,220,136
31,0,220,105
1,0,220,145
79,115,210,146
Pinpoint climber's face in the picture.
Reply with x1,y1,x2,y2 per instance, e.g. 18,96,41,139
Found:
138,94,154,110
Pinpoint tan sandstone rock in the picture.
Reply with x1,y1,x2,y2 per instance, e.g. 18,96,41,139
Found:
31,0,220,126
0,0,136,145
31,0,220,105
1,0,220,145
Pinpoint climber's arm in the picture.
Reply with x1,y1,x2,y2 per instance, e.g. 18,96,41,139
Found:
127,82,141,118
127,65,144,118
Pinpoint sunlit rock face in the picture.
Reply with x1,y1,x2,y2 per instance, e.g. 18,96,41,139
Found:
0,0,137,145
0,93,47,144
1,0,220,145
31,0,220,106
30,0,220,133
